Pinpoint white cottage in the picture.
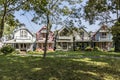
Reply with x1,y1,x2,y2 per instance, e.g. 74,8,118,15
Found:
5,26,36,51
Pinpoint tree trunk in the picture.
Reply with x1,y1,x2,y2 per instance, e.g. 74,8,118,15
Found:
114,34,120,52
43,14,51,59
0,18,5,38
73,36,75,51
0,0,7,38
54,31,58,51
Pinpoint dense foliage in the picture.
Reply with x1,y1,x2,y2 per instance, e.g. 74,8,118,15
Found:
84,0,120,52
111,19,120,52
84,0,120,24
0,45,15,55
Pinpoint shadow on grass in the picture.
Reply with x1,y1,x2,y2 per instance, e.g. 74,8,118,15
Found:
48,51,120,58
0,55,119,80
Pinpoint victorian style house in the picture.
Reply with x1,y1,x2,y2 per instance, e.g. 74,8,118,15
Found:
92,25,113,51
36,26,54,51
3,25,113,52
56,27,73,51
75,27,90,50
5,25,36,51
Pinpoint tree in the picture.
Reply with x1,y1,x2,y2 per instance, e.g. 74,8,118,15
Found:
84,0,120,52
111,18,120,52
0,0,28,38
84,0,120,24
23,0,82,58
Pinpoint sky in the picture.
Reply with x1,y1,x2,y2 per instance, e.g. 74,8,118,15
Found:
14,11,101,33
14,0,107,33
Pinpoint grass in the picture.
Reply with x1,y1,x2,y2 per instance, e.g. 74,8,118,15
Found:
46,51,120,57
0,51,120,80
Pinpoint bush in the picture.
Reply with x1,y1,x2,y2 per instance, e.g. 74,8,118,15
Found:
27,51,43,54
94,47,101,51
108,48,115,52
85,46,93,51
47,48,54,53
0,45,15,55
76,47,80,51
36,48,43,53
12,50,20,54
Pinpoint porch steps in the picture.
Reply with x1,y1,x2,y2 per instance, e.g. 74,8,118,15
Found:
20,51,26,54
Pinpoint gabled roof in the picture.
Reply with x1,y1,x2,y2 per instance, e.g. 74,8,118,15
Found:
37,26,53,34
57,26,89,36
79,27,89,35
13,26,34,37
92,25,110,37
58,26,70,34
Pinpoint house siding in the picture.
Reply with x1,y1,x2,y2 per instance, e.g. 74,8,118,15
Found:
36,26,54,51
4,26,36,51
93,25,113,51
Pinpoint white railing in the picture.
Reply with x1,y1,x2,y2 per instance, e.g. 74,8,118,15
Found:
15,36,31,40
76,37,90,41
99,30,109,32
99,37,112,41
58,36,72,39
41,30,47,33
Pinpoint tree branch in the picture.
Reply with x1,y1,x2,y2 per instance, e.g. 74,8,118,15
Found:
50,0,59,10
7,0,28,13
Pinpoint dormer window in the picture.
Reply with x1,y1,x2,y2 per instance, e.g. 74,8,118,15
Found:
80,31,84,37
101,33,106,38
20,30,27,37
79,31,84,40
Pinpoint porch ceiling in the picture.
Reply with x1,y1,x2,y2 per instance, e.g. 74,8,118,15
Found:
93,41,113,42
75,40,90,42
56,41,72,42
36,41,54,43
4,39,33,44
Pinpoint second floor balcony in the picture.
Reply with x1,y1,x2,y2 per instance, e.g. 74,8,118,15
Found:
98,37,112,41
57,36,72,40
15,36,31,40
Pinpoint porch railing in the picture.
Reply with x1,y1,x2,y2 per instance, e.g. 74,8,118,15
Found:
99,37,112,41
15,36,31,40
57,36,72,40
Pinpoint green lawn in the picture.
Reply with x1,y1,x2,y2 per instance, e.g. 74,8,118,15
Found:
0,51,120,80
46,51,120,57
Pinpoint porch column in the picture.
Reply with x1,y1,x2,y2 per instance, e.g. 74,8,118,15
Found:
19,44,20,50
67,42,68,50
41,43,43,49
61,42,63,49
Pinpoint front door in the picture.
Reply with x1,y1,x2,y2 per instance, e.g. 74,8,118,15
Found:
102,42,107,50
62,42,67,50
20,43,27,51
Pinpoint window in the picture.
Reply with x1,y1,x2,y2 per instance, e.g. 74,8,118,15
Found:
101,33,106,38
80,32,84,36
80,31,84,40
43,33,46,38
20,30,28,37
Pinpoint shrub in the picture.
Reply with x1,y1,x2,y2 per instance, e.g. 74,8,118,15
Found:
12,50,20,54
47,48,54,53
94,47,101,51
27,51,43,54
36,48,43,52
108,48,115,52
76,47,80,51
0,45,15,55
85,46,93,51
